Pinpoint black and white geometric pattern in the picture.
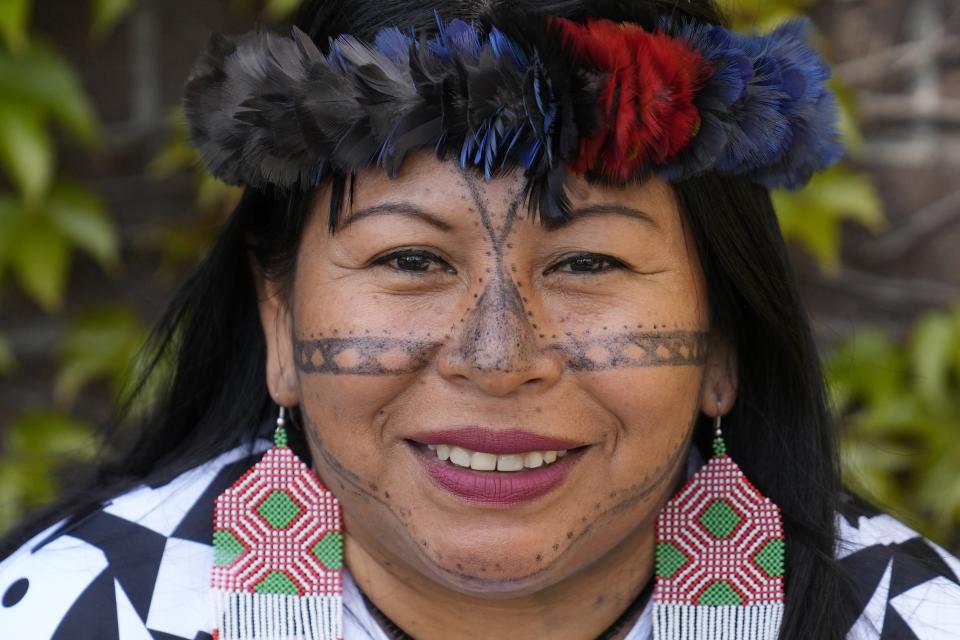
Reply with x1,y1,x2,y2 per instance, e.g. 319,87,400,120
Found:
1,442,958,639
837,497,960,639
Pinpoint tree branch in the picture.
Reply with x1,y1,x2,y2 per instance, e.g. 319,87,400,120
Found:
857,188,960,264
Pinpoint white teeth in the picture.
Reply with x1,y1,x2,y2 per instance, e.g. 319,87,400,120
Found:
497,454,525,472
470,452,498,471
430,444,569,471
449,446,472,468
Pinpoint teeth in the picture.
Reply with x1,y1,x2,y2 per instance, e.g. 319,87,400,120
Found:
471,452,498,471
430,444,568,471
449,446,472,467
497,454,524,471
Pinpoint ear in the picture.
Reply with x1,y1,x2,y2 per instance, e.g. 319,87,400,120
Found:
251,258,300,407
700,332,738,417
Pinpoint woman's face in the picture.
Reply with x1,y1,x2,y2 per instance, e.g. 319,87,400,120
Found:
258,152,734,598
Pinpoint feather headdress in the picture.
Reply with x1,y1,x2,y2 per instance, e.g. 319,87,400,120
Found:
183,13,843,218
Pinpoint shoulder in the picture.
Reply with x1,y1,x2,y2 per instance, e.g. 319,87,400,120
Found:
836,496,960,640
0,441,269,640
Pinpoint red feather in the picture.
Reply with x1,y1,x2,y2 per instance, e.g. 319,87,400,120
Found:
550,18,711,181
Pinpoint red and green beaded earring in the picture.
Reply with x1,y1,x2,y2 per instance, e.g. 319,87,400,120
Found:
654,412,785,640
210,407,344,640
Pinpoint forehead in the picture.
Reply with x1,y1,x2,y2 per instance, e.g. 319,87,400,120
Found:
330,151,679,230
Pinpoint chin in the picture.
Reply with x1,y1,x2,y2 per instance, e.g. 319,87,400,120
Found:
407,523,587,599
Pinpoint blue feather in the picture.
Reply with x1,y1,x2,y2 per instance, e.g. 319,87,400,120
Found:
374,27,414,63
660,17,842,187
489,28,528,68
445,19,482,63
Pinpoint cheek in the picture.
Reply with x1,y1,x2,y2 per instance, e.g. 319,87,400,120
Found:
297,375,410,468
581,365,703,456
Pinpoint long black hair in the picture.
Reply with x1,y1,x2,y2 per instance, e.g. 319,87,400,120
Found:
2,2,846,638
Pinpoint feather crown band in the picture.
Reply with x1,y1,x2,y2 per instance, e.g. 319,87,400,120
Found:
183,13,843,216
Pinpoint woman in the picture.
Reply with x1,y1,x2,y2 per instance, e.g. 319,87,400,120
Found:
1,0,958,638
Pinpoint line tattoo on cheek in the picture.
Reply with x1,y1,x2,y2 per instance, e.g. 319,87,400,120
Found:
294,336,438,375
294,330,708,375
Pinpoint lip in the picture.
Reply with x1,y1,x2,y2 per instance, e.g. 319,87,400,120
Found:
408,427,584,455
410,443,587,506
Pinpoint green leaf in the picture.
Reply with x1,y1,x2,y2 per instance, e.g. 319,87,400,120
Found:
0,193,20,292
6,410,95,459
9,216,70,311
774,167,885,271
47,181,119,268
0,332,15,376
263,0,302,21
952,305,960,377
0,410,95,525
909,312,957,406
826,328,904,409
716,0,814,28
0,103,53,206
0,0,30,52
91,0,136,39
840,433,912,508
56,304,147,405
148,139,196,178
832,79,865,156
0,44,99,146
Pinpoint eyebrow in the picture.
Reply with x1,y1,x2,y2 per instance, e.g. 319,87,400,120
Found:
553,203,661,231
337,202,454,232
336,200,658,233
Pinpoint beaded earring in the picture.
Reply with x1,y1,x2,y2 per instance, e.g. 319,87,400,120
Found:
653,412,786,640
210,406,344,640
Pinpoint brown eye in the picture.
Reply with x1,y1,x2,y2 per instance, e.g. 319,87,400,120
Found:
375,249,454,274
546,253,625,275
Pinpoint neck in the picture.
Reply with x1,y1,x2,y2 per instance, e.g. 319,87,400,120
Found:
346,515,657,640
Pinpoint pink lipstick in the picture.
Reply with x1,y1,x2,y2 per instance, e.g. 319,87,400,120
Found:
409,427,582,455
408,427,588,505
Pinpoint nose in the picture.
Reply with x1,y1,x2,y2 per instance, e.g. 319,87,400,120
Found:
436,278,563,397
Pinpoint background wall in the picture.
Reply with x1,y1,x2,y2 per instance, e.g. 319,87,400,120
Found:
0,0,958,548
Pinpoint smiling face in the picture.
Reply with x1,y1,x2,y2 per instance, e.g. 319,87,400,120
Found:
257,151,735,602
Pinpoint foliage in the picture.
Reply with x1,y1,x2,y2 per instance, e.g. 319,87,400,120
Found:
148,111,242,276
0,411,96,528
55,304,149,406
0,0,132,531
829,306,960,548
717,0,817,29
91,0,136,39
773,166,884,271
0,0,293,533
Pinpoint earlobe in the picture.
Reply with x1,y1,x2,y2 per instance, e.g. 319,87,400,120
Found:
700,333,738,417
252,260,300,407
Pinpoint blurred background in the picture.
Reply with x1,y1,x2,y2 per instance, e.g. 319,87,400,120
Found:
0,0,957,549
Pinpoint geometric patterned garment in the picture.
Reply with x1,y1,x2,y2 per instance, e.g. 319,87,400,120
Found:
212,436,343,640
1,439,959,639
654,440,785,640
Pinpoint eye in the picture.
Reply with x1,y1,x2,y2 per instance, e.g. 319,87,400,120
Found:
544,253,627,275
373,249,454,274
